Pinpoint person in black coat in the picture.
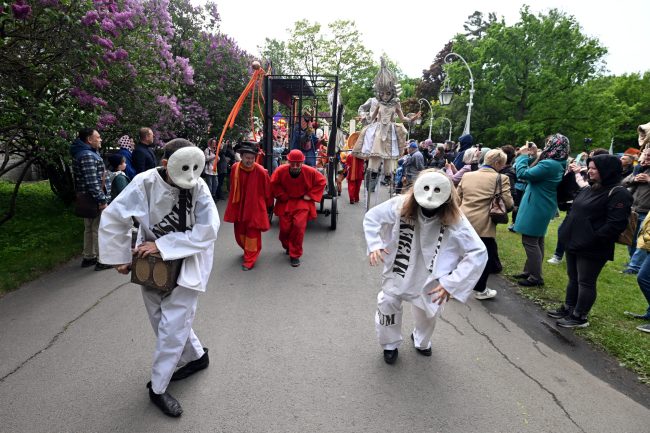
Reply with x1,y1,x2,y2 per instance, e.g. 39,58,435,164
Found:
132,127,157,174
548,154,633,328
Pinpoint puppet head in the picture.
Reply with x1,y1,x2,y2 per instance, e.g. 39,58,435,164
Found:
373,57,398,104
639,122,650,150
163,139,205,189
413,171,452,210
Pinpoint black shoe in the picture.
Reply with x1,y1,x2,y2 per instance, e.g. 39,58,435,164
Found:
290,257,300,267
148,385,183,417
383,349,398,364
81,258,97,268
512,272,530,279
624,311,650,320
94,262,112,271
411,333,432,356
241,265,253,271
557,315,589,329
518,278,544,287
171,348,209,381
547,305,573,319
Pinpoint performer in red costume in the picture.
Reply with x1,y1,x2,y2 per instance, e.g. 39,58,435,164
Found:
346,154,365,204
271,149,326,267
224,143,273,271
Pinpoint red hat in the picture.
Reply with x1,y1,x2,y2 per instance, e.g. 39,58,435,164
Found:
287,149,305,162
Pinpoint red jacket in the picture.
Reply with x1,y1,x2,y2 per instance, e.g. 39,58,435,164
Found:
270,164,326,220
224,162,273,230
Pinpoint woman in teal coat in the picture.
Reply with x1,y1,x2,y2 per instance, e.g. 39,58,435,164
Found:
513,134,569,286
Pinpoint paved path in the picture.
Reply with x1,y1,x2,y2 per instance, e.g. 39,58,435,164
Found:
1,195,648,432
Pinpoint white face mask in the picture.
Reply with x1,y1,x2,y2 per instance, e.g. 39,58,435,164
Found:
413,172,451,209
166,146,205,189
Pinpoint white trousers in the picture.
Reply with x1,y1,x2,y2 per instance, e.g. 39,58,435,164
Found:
141,286,204,394
375,291,437,351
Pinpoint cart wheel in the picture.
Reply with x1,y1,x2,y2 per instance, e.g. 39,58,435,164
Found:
330,196,337,230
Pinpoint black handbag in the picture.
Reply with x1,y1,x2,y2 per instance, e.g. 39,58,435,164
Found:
131,189,187,292
489,174,509,225
73,192,100,218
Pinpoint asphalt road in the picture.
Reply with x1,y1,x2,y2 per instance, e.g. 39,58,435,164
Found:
1,191,648,432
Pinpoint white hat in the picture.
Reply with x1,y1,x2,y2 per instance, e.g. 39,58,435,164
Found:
413,171,451,209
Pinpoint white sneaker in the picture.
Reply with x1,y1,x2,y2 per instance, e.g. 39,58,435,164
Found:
475,288,497,300
547,255,562,264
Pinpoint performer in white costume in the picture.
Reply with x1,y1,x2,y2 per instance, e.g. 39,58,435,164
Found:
99,139,220,417
363,169,487,364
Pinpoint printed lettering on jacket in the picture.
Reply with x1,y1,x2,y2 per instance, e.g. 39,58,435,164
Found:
392,218,414,278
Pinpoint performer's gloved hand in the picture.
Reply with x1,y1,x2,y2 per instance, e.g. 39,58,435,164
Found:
369,248,389,266
428,284,450,305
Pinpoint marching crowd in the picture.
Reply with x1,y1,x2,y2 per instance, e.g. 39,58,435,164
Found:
68,119,650,416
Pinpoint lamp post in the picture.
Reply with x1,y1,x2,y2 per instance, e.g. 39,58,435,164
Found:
440,52,474,136
418,98,433,141
437,117,453,141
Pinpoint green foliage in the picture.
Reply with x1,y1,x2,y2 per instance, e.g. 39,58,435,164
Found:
0,181,83,294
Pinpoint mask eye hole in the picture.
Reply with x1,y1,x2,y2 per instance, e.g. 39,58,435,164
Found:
424,185,430,191
193,164,199,171
434,187,441,193
182,165,189,171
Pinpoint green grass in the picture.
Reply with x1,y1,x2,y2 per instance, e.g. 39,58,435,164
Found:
496,216,650,382
0,180,83,294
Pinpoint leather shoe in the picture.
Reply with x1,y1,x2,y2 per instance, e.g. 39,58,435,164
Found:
147,384,182,417
81,258,97,268
383,349,398,364
94,262,112,271
512,272,530,279
411,333,432,356
518,278,544,287
171,348,209,381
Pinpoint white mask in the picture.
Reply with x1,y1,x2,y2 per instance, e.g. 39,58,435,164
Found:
166,146,205,189
413,172,451,209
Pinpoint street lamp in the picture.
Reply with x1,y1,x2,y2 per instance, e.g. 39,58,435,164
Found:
418,98,433,141
437,117,453,141
439,84,454,106
441,52,475,136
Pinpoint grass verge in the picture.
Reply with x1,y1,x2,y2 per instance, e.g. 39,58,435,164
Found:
496,216,650,383
0,180,83,295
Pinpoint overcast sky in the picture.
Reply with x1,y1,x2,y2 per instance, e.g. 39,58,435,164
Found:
205,0,649,78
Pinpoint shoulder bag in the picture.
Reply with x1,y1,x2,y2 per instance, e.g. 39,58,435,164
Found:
489,174,509,224
608,186,637,246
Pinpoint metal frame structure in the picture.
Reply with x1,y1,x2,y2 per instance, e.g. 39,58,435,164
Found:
262,74,341,230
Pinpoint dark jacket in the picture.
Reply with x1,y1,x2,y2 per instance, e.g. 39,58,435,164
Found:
453,134,473,170
70,139,107,205
559,154,633,261
116,148,136,179
132,142,156,174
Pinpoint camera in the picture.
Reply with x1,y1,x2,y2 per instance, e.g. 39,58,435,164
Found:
584,138,593,144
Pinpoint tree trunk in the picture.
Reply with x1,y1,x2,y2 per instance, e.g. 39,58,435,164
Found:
0,157,35,226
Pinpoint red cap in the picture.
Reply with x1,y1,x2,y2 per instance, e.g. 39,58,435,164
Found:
287,149,305,162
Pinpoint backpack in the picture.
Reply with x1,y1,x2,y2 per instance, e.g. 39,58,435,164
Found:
557,170,580,211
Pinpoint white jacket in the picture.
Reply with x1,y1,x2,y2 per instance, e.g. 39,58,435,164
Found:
99,168,220,292
363,195,487,314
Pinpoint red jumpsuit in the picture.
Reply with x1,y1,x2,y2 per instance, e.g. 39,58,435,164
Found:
224,162,273,268
270,164,326,259
346,155,365,203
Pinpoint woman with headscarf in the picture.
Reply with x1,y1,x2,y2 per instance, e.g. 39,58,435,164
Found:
547,154,632,328
512,134,569,287
362,169,487,364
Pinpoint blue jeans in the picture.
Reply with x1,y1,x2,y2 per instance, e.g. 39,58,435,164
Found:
553,217,567,258
635,253,650,318
205,174,219,199
627,212,647,271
